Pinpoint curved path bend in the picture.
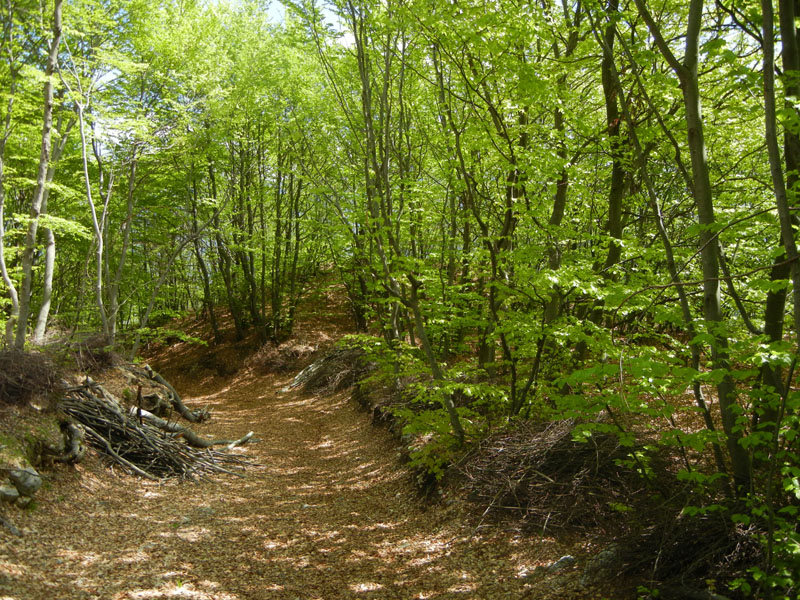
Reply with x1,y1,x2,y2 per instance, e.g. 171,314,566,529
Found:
1,366,592,599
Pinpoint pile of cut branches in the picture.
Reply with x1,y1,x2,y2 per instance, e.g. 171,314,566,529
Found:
247,340,318,374
457,419,642,533
0,350,62,407
60,379,254,480
283,346,371,393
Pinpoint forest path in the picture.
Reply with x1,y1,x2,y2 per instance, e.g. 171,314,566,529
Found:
1,364,588,600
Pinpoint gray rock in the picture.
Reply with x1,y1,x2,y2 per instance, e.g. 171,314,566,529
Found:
9,467,42,497
548,555,576,572
525,555,577,579
0,485,20,502
580,543,623,587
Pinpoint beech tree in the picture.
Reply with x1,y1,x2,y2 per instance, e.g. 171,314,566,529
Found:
1,1,799,592
13,0,63,349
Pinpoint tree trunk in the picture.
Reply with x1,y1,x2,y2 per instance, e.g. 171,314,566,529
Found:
129,203,224,359
271,156,285,340
600,7,730,479
190,177,222,344
409,280,465,445
635,0,750,492
103,147,141,345
14,0,62,349
286,177,303,331
76,101,113,342
33,113,75,344
0,84,18,347
598,0,625,277
208,162,244,340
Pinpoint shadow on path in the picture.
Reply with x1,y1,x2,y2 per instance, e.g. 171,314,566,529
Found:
0,368,595,599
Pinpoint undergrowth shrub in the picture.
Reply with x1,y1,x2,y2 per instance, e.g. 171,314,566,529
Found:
130,326,206,348
456,419,640,532
300,345,372,393
332,329,799,597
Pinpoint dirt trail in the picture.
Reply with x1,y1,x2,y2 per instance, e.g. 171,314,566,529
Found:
0,366,588,599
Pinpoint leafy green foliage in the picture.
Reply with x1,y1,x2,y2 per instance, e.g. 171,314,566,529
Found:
2,0,800,593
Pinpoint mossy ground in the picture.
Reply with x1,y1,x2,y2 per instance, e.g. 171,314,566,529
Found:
0,405,62,470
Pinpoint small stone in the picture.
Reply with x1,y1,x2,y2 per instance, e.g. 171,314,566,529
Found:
0,485,20,502
9,467,42,497
547,555,576,572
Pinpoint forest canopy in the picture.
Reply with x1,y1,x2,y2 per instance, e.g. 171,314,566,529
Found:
1,0,800,596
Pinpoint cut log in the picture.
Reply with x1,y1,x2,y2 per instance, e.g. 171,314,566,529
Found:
228,431,254,450
130,407,255,450
54,421,86,464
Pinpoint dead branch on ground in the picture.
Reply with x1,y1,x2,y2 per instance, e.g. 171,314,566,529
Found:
131,407,253,449
142,364,210,423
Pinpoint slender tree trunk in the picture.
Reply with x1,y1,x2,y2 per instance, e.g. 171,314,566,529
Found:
129,204,223,358
598,0,625,277
271,155,284,340
105,155,136,344
347,1,464,441
0,73,18,347
286,176,303,331
76,102,113,341
190,178,221,344
756,0,800,423
208,162,243,340
600,10,730,478
33,113,75,344
542,9,582,328
772,0,800,346
760,0,800,386
14,0,62,349
635,0,750,491
236,143,265,341
0,167,17,347
409,279,465,445
568,0,628,375
682,4,749,492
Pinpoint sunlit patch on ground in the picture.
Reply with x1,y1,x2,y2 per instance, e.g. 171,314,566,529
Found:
0,561,28,577
173,527,210,542
1,351,587,600
121,581,240,600
349,581,384,592
118,550,150,564
446,582,477,593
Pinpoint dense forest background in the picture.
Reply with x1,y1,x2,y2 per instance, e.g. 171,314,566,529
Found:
2,0,800,596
